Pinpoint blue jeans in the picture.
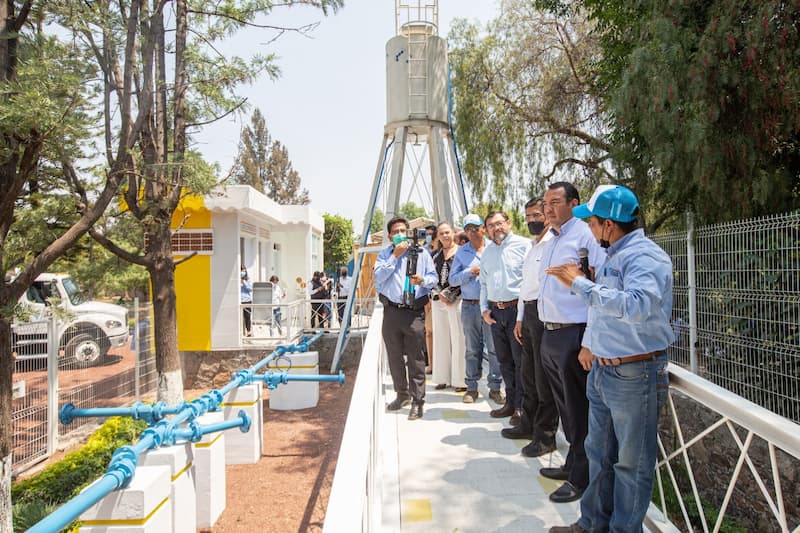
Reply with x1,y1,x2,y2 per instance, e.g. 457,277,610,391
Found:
461,301,502,392
578,354,669,533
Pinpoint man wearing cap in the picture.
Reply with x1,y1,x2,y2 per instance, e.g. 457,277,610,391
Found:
479,211,530,425
537,182,606,504
448,213,504,404
547,185,673,533
375,216,438,420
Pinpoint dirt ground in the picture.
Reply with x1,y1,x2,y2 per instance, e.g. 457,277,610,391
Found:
202,366,355,533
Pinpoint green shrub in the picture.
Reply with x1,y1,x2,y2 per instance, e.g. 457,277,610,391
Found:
12,417,147,505
11,500,58,533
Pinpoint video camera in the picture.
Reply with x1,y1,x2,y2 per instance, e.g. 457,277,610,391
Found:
401,228,427,307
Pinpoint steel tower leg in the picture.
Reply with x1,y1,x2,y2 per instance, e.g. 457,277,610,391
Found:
429,125,453,224
385,126,408,221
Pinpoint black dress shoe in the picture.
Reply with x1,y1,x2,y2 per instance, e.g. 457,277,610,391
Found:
549,481,584,503
387,395,411,411
500,426,533,440
539,466,570,480
521,440,556,457
408,402,424,420
508,408,523,427
490,402,515,418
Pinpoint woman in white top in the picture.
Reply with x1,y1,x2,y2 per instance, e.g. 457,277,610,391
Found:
431,222,467,391
269,275,285,334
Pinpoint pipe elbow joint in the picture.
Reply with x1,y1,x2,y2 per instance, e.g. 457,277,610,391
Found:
59,403,76,425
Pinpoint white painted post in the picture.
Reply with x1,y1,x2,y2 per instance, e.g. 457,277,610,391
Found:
192,411,226,528
79,465,171,532
140,442,196,533
221,382,263,464
268,351,320,410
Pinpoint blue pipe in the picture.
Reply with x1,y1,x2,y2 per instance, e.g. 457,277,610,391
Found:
33,333,330,533
60,401,184,425
254,370,346,390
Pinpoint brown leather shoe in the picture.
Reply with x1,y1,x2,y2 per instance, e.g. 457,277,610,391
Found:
549,523,588,533
490,402,515,418
387,395,411,411
509,408,523,427
488,390,506,404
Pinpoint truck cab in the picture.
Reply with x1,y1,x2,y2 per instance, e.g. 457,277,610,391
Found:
12,273,129,368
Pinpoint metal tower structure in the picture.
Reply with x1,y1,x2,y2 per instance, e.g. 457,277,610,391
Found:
331,0,469,371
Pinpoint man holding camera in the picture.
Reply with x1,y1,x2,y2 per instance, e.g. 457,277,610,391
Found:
375,216,438,420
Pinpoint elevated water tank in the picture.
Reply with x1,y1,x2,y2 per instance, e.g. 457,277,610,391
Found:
386,26,448,126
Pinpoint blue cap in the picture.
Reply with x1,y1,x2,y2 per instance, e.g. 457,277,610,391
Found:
462,213,483,227
572,185,639,223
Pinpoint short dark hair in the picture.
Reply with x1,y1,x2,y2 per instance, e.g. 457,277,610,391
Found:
548,182,580,203
425,224,436,232
270,275,279,283
386,216,409,234
594,215,639,234
484,211,509,226
525,197,544,209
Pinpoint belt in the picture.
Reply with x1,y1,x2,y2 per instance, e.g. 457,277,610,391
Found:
490,299,518,310
380,294,429,311
523,300,537,305
543,322,584,330
462,299,480,304
596,351,664,366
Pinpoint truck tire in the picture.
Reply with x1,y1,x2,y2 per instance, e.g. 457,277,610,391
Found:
63,333,106,368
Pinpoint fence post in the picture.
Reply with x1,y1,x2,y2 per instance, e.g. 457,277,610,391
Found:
46,314,59,457
134,297,140,400
687,212,698,374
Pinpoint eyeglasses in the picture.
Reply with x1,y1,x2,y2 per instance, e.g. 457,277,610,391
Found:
464,226,481,233
486,220,507,229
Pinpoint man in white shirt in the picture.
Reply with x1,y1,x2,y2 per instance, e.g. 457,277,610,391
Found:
503,198,560,458
537,182,606,504
269,275,285,335
336,267,352,324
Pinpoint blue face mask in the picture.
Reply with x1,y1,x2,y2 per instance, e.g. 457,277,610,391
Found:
240,271,246,279
425,235,433,245
392,233,408,246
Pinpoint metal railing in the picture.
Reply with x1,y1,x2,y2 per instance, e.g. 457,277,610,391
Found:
241,296,376,344
651,211,800,424
649,365,800,533
11,298,155,474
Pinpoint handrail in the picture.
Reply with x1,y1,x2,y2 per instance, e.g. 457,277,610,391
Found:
323,306,385,532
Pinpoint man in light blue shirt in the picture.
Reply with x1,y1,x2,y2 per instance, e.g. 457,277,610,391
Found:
375,216,438,420
547,185,673,533
536,182,606,505
448,214,504,404
479,211,530,424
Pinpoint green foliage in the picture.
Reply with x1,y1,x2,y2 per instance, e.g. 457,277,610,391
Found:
232,108,310,204
367,208,386,235
322,213,354,272
11,500,58,533
12,417,147,505
398,201,429,221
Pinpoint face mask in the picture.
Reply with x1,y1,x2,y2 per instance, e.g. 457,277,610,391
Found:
527,221,545,235
392,232,408,246
425,235,432,245
341,271,348,277
240,272,246,279
599,223,611,249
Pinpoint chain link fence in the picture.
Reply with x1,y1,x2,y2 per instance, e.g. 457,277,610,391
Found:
651,211,800,423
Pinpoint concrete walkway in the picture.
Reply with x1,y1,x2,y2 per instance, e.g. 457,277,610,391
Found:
381,376,582,533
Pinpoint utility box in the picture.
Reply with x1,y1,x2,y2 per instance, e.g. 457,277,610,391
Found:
267,351,319,410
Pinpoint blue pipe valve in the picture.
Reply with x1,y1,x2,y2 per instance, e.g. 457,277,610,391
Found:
257,370,345,390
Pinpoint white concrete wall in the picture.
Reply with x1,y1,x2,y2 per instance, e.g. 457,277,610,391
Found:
210,212,241,350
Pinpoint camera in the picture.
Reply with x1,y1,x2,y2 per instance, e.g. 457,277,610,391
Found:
401,228,426,307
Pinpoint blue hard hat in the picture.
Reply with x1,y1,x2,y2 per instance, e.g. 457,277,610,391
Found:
572,185,639,223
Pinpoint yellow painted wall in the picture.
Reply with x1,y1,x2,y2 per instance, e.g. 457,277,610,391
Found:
170,194,213,351
175,254,211,351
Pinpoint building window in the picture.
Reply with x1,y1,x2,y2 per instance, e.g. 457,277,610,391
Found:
146,230,214,254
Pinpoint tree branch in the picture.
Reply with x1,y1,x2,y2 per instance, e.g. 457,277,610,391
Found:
186,98,247,128
89,227,150,266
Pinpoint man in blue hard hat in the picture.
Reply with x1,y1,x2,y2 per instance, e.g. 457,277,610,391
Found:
546,185,674,533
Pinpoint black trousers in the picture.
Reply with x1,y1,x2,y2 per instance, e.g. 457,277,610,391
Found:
541,324,589,490
519,301,559,443
242,304,252,334
382,304,427,403
337,297,347,323
490,306,523,408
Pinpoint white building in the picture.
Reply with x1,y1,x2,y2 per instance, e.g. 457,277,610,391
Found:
171,185,323,351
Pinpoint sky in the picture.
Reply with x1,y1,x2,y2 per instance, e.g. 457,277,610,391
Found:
193,0,499,231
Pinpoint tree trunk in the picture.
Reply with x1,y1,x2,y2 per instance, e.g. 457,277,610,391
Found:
0,315,13,532
148,224,183,406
